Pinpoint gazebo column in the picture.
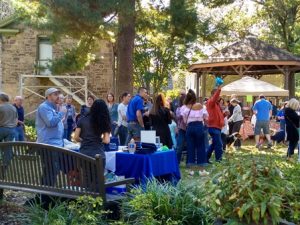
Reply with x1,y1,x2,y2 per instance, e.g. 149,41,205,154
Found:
196,72,201,98
288,72,295,98
201,72,207,98
278,66,295,98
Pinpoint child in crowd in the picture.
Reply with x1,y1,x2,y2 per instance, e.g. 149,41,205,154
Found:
221,110,230,151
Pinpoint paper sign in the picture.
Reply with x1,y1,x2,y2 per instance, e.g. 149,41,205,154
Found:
141,131,156,144
246,95,252,102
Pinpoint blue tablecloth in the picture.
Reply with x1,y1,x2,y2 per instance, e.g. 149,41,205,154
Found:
115,150,181,184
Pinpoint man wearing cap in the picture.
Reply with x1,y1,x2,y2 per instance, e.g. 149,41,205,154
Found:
36,88,65,147
252,94,272,149
13,96,25,141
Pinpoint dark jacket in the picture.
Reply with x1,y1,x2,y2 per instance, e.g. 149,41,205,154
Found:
149,107,172,148
284,107,299,142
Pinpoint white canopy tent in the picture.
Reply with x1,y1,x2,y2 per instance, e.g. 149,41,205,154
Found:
221,76,289,97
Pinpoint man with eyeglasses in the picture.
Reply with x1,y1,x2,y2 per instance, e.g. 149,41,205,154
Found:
36,88,66,147
126,87,148,143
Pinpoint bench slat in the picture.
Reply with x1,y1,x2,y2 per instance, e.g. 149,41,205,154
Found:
0,142,135,202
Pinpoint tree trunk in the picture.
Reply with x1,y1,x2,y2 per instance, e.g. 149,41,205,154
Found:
116,0,135,99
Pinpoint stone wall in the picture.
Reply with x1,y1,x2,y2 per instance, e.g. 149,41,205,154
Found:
0,26,114,117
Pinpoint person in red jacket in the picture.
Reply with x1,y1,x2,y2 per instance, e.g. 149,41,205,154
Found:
206,86,225,162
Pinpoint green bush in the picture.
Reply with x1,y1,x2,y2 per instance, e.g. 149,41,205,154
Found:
121,180,213,225
204,155,300,224
26,196,109,225
25,125,37,142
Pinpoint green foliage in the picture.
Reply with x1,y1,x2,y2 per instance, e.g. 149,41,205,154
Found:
121,180,213,225
204,154,300,224
165,89,180,100
26,196,109,225
68,196,108,225
26,198,69,225
201,0,235,8
25,125,37,142
258,0,300,53
134,2,201,93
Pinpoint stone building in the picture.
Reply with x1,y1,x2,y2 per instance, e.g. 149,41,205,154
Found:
0,1,114,117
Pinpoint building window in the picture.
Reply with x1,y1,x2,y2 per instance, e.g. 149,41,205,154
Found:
38,37,52,75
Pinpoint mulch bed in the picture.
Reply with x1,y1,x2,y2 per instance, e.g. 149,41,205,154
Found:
0,191,33,225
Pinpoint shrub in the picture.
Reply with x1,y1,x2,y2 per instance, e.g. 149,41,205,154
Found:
204,155,300,224
25,125,37,142
121,180,213,225
26,196,109,225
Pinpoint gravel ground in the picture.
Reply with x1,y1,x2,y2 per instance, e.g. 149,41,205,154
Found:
0,191,34,225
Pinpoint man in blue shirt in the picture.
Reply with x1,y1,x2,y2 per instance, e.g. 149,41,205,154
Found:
36,88,65,147
13,96,25,141
126,87,148,143
36,88,66,186
252,94,272,149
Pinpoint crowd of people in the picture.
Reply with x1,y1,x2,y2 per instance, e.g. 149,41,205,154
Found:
0,84,299,173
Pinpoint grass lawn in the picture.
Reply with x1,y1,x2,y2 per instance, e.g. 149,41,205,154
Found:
180,139,297,182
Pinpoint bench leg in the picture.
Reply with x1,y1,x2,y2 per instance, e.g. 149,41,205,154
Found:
0,189,3,201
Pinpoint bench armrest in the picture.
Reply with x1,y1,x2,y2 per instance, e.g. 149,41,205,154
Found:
105,178,135,188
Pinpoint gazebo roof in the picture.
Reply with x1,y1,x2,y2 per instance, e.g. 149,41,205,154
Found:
188,37,300,75
211,37,300,61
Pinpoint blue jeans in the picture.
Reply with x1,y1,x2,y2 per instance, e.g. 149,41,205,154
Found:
118,125,128,146
15,126,25,141
0,127,15,166
64,125,73,141
203,125,209,152
176,129,186,163
186,122,207,166
127,122,143,143
207,128,223,162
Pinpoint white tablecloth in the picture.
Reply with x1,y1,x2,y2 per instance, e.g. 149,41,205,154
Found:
105,151,118,172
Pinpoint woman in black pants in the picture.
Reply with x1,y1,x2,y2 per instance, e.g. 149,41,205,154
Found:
284,98,300,159
227,98,244,149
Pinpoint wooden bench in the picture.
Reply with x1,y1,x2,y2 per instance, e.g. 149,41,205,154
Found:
0,142,134,202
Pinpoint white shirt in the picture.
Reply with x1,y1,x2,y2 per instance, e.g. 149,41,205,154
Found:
118,103,128,127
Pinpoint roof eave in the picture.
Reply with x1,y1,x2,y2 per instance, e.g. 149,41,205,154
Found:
0,14,18,28
188,60,300,72
0,28,19,35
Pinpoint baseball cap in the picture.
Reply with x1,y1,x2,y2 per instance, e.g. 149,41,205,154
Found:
45,88,60,97
230,98,239,103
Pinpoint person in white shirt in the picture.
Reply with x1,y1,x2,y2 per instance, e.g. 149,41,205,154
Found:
228,98,244,148
117,92,131,145
221,110,230,151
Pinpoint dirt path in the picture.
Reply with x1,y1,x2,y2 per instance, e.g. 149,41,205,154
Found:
0,191,34,225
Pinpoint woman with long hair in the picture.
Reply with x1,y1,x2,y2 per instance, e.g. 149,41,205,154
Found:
175,92,187,163
74,99,111,162
107,93,119,136
284,98,300,160
181,89,209,176
149,93,173,148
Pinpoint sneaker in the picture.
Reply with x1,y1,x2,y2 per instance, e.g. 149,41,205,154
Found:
267,142,273,149
188,170,195,176
255,143,262,150
199,170,210,176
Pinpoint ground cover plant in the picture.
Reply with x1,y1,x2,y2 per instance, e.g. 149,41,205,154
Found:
1,142,300,225
120,179,214,225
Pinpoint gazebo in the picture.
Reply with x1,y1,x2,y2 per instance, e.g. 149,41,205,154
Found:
188,38,300,98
